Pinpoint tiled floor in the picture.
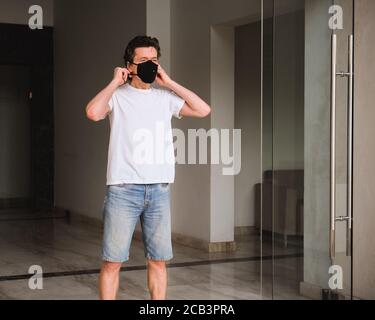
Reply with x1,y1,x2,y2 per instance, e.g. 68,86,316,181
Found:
0,208,305,300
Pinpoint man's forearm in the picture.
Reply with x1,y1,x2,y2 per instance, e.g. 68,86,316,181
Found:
166,80,211,117
86,80,119,121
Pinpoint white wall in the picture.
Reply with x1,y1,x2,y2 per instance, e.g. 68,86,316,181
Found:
0,0,54,26
170,0,261,245
146,0,171,74
169,0,212,242
210,25,235,243
54,0,146,218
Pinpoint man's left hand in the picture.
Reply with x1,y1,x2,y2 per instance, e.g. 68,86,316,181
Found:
156,64,173,88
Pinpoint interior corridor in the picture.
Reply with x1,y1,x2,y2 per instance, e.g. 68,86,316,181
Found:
0,208,304,300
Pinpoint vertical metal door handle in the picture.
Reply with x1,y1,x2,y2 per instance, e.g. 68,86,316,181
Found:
330,34,354,260
330,34,337,261
346,35,354,256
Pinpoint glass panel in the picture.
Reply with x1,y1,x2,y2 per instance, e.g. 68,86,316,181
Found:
260,0,275,299
331,0,354,299
272,0,306,300
266,0,354,299
210,0,264,300
232,0,264,300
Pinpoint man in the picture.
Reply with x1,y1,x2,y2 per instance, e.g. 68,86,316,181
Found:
85,36,211,300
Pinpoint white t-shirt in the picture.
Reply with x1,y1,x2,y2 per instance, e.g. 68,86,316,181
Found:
106,83,185,185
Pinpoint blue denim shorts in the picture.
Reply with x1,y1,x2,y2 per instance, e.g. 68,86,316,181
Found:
101,183,173,263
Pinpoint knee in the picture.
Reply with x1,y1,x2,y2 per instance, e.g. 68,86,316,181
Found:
101,261,122,274
147,259,167,270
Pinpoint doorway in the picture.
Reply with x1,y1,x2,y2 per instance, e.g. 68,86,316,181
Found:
0,23,54,213
261,0,354,299
0,65,31,209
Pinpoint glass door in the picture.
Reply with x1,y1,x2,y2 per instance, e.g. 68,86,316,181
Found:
261,0,354,299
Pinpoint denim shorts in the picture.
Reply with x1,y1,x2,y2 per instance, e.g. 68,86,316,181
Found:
101,183,173,263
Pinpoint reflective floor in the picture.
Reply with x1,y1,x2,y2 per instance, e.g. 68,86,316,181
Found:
0,209,305,300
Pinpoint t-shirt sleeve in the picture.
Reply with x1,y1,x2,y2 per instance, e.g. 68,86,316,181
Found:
108,90,117,113
167,90,185,119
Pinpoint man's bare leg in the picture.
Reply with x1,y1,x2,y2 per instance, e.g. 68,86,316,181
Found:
147,259,168,300
99,261,122,300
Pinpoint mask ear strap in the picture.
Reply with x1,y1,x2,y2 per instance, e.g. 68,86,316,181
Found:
127,61,138,77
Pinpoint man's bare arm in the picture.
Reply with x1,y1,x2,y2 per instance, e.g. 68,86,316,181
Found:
156,65,211,118
86,67,129,122
167,81,211,118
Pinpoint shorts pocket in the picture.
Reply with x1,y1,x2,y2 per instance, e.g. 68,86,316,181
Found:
159,183,170,191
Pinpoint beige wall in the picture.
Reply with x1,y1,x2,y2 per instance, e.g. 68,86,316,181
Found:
233,11,304,229
302,0,354,297
0,0,54,26
303,0,332,292
273,10,305,171
234,22,261,228
54,0,146,218
353,0,375,300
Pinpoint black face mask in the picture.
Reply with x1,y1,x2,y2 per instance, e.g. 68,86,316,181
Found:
130,60,158,84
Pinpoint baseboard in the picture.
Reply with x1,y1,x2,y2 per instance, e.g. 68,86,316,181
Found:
299,281,323,300
53,206,103,229
208,241,236,253
57,207,237,253
234,226,259,236
0,197,31,209
300,281,351,300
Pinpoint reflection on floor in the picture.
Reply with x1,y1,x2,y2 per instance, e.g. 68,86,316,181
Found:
0,209,306,300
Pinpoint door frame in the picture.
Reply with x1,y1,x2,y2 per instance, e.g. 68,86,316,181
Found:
0,23,54,211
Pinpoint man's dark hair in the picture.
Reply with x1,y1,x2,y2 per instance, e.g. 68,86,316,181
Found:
124,36,161,66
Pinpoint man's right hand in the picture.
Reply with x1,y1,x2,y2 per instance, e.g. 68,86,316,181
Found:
113,67,130,87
